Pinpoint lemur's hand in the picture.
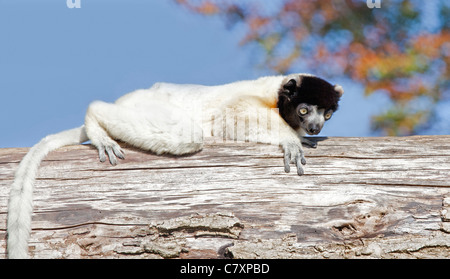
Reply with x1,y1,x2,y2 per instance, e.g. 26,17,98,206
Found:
281,140,306,176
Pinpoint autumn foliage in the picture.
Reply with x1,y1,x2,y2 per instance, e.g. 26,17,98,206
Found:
176,0,450,135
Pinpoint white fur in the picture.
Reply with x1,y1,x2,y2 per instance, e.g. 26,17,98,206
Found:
334,84,344,96
7,127,88,258
7,74,332,258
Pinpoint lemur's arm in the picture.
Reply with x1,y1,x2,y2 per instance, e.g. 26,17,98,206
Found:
222,95,307,175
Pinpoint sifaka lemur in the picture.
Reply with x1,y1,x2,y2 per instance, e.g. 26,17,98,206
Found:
7,73,343,258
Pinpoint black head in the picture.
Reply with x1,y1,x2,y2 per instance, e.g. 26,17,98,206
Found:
277,75,344,133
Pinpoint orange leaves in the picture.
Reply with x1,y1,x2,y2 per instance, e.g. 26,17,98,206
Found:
176,0,219,15
198,1,219,14
248,16,270,32
345,30,448,111
315,44,329,61
365,77,429,104
240,16,271,45
283,0,315,22
317,1,339,22
350,43,420,81
372,108,428,136
412,32,450,59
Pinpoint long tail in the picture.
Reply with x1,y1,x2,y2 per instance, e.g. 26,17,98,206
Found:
7,125,88,258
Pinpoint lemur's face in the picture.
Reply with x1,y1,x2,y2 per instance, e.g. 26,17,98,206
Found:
296,103,333,135
277,74,343,135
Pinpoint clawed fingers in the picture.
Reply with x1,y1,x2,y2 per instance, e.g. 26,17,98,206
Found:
105,146,117,165
98,147,107,163
282,142,306,176
98,144,125,165
295,153,304,176
284,149,291,173
112,146,125,160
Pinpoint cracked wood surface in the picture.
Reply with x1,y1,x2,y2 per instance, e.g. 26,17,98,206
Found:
0,136,449,258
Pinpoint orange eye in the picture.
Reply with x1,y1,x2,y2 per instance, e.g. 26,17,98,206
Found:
325,112,332,120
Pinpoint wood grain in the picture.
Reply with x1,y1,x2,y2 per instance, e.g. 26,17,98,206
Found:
0,136,449,258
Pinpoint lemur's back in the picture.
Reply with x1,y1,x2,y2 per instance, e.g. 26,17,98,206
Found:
115,76,284,116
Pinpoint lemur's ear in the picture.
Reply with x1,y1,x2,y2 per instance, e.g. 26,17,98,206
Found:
283,79,298,97
334,84,344,97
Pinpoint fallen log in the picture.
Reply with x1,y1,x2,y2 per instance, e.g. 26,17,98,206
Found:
0,136,449,258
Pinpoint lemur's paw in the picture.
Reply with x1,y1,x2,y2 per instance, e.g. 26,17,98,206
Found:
282,141,306,176
98,142,125,165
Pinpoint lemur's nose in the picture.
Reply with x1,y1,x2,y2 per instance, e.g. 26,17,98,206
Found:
308,125,320,135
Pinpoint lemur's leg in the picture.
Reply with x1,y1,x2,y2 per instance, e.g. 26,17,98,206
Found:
85,102,125,165
85,101,203,164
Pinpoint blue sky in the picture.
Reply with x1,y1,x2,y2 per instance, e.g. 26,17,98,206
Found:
0,0,389,148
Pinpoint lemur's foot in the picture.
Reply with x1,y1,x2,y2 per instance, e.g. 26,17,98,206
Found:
97,141,125,165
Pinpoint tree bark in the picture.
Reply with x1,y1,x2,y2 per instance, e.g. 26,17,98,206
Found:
1,136,449,258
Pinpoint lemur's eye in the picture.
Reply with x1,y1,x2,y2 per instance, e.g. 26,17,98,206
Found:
299,108,308,115
324,112,333,120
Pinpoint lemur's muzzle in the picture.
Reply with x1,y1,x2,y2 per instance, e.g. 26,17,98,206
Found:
307,124,321,135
